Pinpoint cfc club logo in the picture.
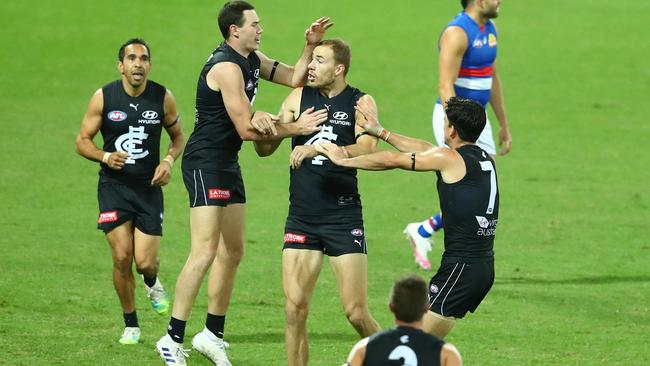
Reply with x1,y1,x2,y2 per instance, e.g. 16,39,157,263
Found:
107,110,127,121
141,110,158,119
350,228,364,237
284,233,306,244
208,188,231,200
430,284,439,294
332,111,348,120
98,211,118,223
246,80,255,90
115,126,149,164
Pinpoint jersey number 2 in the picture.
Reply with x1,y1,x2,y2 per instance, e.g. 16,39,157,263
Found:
480,160,497,214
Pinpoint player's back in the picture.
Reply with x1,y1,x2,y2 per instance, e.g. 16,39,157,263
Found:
363,326,444,366
437,144,499,259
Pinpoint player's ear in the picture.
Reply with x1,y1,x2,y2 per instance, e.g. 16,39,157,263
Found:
335,64,345,77
118,61,124,75
230,24,239,39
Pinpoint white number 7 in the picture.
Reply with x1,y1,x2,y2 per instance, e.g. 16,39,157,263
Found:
480,161,497,214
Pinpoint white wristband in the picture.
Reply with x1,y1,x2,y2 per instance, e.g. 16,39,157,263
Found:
102,152,111,164
162,156,174,168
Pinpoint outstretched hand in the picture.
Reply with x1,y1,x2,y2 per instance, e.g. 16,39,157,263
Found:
305,17,334,45
314,142,346,165
354,97,383,136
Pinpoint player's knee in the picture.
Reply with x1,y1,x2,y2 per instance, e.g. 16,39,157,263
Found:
217,242,245,265
134,258,158,276
188,245,218,268
343,303,369,326
112,253,133,274
285,300,309,325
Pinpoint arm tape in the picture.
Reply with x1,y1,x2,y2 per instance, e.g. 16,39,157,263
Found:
269,61,280,82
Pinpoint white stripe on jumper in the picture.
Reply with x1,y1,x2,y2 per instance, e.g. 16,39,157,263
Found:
454,77,493,90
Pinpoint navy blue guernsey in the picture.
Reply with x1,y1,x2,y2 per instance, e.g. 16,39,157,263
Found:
363,326,444,366
182,42,261,169
437,144,499,260
99,80,166,185
289,85,364,217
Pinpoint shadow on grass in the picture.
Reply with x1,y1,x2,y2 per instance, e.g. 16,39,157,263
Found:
497,275,650,285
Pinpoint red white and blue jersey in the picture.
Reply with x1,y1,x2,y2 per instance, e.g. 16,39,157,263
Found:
438,12,497,107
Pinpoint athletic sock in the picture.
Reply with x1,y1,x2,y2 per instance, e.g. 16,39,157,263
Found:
168,317,186,344
418,213,443,238
123,311,138,328
205,313,225,339
143,274,157,288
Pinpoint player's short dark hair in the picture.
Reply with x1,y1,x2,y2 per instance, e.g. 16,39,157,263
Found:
218,1,255,39
118,38,150,62
390,275,429,323
318,39,351,76
462,0,476,9
444,97,486,143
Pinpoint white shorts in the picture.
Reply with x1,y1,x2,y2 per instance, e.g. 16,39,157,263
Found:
432,102,496,155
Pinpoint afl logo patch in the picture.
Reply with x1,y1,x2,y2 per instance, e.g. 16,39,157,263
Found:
246,80,254,90
108,111,127,121
430,284,439,294
332,111,348,120
141,110,158,119
351,228,364,237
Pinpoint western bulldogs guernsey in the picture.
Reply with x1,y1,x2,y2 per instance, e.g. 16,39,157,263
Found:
289,85,364,217
100,80,166,184
363,326,444,366
182,42,261,169
437,144,499,259
439,12,498,107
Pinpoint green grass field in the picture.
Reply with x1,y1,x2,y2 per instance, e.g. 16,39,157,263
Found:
1,0,649,364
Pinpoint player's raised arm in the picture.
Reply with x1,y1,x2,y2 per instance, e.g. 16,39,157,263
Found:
151,89,185,186
75,89,128,169
257,17,333,87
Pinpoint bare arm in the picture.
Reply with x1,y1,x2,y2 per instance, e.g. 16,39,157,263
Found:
344,338,368,366
489,62,511,155
254,88,329,157
438,26,467,105
210,62,324,141
441,343,463,366
354,96,435,153
315,142,455,172
150,90,185,186
75,89,128,169
257,17,333,87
